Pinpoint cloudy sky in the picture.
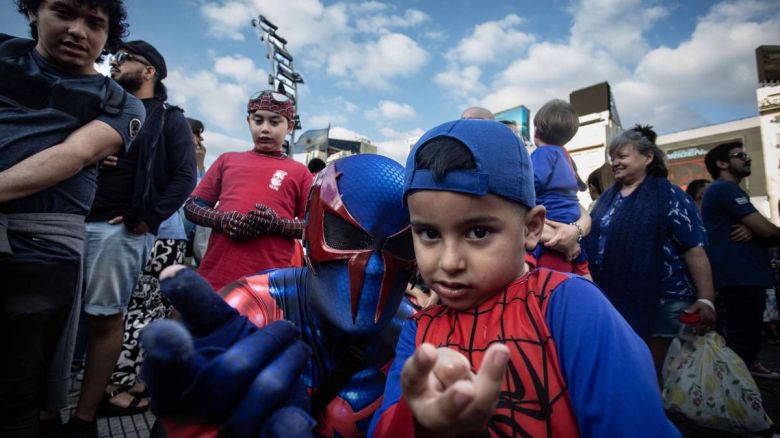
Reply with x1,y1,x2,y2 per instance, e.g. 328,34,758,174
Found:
4,0,779,165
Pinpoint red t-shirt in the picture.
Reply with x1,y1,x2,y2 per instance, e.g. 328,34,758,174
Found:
193,151,313,290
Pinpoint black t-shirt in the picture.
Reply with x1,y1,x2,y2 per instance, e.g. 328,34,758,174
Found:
87,98,161,222
0,48,144,262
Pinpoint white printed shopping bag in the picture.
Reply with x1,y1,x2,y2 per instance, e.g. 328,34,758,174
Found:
662,331,773,433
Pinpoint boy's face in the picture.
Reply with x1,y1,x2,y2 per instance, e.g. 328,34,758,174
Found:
247,109,292,154
29,0,109,75
408,190,544,311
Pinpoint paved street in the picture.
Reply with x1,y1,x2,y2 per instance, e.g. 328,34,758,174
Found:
63,336,780,437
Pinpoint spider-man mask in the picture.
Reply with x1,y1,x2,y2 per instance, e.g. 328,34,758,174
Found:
304,154,415,335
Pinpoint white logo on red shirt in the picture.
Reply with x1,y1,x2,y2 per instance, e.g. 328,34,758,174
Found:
269,170,288,191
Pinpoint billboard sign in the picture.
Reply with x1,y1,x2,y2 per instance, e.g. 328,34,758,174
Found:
495,105,531,143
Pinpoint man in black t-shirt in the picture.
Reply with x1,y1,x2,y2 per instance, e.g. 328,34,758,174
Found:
0,1,143,436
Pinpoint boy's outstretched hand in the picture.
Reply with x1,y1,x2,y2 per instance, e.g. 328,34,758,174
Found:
401,342,509,436
140,266,316,437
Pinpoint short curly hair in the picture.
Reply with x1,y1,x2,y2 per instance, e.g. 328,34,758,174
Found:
16,0,128,63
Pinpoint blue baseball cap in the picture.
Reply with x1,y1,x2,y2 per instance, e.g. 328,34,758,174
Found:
403,119,535,209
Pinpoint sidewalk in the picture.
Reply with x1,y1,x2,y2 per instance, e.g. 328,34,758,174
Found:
63,375,155,438
65,336,780,437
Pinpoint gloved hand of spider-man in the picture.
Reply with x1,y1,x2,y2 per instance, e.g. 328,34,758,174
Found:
247,203,304,240
140,266,316,437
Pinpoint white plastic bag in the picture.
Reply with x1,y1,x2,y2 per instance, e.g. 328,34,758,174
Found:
662,331,773,433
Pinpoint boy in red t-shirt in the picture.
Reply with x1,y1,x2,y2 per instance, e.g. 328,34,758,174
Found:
184,91,313,290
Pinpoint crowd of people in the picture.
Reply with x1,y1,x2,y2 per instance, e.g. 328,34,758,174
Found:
2,1,780,438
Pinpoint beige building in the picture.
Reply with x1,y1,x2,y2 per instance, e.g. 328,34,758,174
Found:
565,78,780,224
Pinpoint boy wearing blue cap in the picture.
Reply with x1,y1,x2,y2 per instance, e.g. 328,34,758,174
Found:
370,119,680,437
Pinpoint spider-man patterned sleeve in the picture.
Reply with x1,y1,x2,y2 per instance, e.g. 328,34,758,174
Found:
544,276,683,437
247,204,305,240
183,196,238,232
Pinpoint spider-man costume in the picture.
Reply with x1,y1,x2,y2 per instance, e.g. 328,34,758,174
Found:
140,154,415,437
370,269,683,437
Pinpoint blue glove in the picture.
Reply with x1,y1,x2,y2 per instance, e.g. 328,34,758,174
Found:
140,267,316,437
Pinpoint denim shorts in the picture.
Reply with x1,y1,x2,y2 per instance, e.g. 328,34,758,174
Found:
652,297,694,338
83,221,148,316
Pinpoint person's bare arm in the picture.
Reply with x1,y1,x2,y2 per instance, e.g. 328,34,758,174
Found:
542,205,590,259
730,223,754,242
682,246,716,329
740,212,780,243
0,120,122,202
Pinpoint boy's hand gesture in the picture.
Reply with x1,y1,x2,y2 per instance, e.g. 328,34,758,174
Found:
401,342,509,435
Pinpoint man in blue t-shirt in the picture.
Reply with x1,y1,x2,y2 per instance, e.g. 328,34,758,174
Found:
702,141,780,379
0,1,144,435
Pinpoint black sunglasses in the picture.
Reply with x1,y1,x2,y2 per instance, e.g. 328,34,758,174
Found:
728,151,750,161
249,91,292,103
112,51,151,67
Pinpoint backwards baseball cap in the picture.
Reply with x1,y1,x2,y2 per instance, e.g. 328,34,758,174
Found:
404,119,535,209
119,40,167,79
247,90,296,124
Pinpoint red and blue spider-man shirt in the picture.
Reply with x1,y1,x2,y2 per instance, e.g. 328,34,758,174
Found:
370,268,682,437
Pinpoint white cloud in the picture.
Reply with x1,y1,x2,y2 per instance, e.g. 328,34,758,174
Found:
569,0,667,62
366,100,416,120
213,55,263,83
354,9,429,34
349,1,387,14
330,126,369,141
375,127,424,164
202,0,351,48
434,65,486,101
200,1,429,89
481,42,629,114
326,33,427,88
201,1,254,41
613,0,780,129
438,0,780,134
307,113,348,128
447,14,534,64
167,69,249,135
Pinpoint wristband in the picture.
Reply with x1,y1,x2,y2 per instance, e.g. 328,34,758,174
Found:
696,298,715,312
570,222,583,242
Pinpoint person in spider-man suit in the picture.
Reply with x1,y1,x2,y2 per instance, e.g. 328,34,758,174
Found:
139,153,416,437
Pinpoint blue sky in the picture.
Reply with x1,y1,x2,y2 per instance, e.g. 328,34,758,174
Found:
4,0,779,166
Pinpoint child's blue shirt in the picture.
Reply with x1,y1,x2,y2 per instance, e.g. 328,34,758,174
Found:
531,145,581,223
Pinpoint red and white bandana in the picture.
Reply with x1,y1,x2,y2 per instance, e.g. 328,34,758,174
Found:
247,91,295,123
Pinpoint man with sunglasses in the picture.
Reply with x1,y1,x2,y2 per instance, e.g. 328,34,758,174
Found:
184,90,312,291
71,40,195,434
702,141,780,380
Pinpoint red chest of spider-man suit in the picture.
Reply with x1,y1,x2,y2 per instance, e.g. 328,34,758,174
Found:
373,268,580,438
220,154,416,437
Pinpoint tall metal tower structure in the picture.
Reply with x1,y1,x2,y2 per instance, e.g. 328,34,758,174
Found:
252,15,304,151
